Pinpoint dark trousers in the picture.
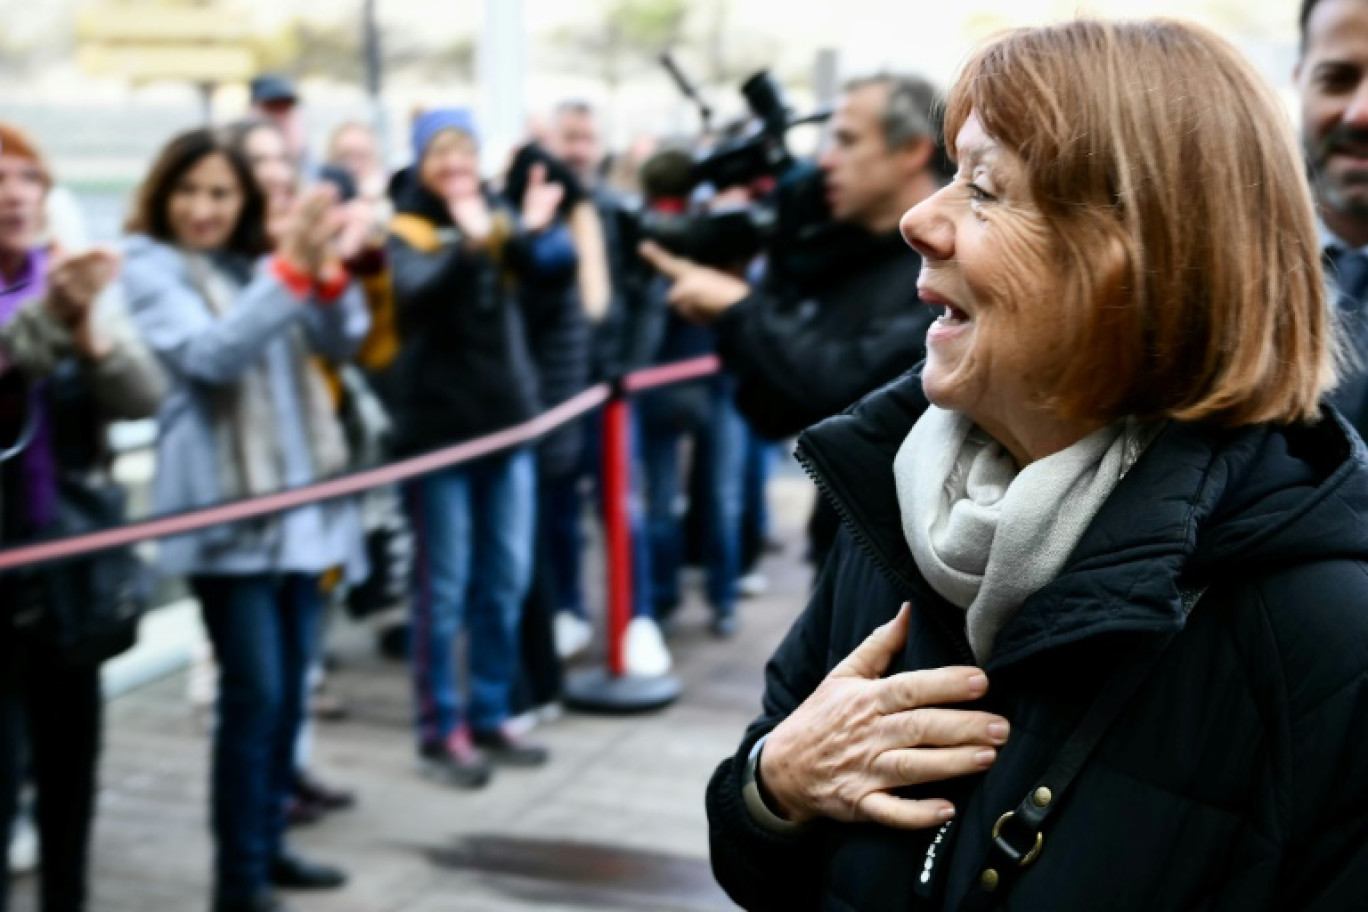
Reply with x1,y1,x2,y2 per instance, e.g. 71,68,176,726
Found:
551,409,655,621
191,574,320,903
0,639,102,912
741,432,775,574
514,472,568,715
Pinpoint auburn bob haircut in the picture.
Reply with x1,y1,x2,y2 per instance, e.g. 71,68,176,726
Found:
945,19,1336,427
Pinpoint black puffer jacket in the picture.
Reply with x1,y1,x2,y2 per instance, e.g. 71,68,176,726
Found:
387,170,573,456
520,260,591,479
707,370,1368,912
713,228,931,441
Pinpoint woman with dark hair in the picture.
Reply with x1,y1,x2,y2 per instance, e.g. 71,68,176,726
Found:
0,122,163,912
708,19,1368,912
123,127,368,912
220,117,364,826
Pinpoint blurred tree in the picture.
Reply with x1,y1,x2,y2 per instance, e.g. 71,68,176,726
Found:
255,15,429,84
696,0,779,95
0,0,75,77
548,0,690,102
419,35,477,83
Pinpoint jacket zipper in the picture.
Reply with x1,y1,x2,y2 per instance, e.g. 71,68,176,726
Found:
797,442,989,906
915,818,956,901
794,444,977,666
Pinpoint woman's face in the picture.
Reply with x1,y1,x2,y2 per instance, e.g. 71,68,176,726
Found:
168,152,245,252
331,126,379,181
419,129,480,201
0,154,45,257
900,111,1063,428
242,125,297,215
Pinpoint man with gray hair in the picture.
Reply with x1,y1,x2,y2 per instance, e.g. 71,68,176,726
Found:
640,73,949,567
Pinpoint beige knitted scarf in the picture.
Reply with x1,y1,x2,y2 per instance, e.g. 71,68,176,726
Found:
893,405,1154,661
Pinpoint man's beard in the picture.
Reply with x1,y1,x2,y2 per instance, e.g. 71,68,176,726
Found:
1309,124,1368,220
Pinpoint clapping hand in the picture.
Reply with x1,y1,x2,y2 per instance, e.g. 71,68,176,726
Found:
46,246,121,359
520,163,565,234
437,173,493,247
278,185,345,277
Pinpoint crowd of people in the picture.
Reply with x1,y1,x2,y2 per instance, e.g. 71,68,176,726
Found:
0,60,957,912
7,2,1368,909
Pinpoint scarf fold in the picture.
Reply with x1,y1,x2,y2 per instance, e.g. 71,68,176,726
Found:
184,254,348,502
894,405,1153,661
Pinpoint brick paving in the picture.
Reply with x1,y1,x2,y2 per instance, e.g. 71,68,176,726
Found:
10,480,817,912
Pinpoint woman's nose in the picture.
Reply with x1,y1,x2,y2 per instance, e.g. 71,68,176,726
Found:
900,192,953,262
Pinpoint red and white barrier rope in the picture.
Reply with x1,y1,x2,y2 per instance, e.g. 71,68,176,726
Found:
0,356,722,573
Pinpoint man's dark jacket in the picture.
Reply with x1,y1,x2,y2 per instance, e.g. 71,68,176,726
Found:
713,228,931,441
707,370,1368,911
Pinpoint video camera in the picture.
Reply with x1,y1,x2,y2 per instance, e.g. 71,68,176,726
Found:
634,56,831,270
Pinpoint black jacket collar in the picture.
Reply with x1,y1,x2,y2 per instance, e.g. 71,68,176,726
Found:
796,369,1368,669
388,167,501,227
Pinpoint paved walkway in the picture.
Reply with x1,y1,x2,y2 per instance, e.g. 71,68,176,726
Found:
10,480,817,912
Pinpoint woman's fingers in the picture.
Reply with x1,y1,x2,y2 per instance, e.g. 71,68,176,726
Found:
528,162,546,186
856,792,956,831
875,744,998,790
831,603,912,680
875,666,988,715
879,708,1009,750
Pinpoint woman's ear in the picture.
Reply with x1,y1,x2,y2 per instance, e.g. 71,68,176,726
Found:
1095,231,1132,309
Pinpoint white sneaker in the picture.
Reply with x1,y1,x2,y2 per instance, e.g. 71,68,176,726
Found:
624,617,673,677
738,572,770,598
187,636,217,730
554,611,593,659
8,806,37,876
505,709,541,737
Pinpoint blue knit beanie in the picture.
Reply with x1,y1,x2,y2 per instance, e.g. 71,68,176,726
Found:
411,108,479,163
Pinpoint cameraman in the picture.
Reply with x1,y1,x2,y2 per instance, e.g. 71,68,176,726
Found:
640,74,949,566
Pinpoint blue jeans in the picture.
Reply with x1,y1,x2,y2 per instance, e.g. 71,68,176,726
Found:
642,379,746,618
192,574,321,902
742,431,776,572
547,408,654,621
408,448,536,745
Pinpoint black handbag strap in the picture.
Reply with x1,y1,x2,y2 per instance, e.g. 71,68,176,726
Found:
961,585,1207,909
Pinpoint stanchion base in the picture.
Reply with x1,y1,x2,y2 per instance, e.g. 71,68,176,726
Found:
562,668,682,715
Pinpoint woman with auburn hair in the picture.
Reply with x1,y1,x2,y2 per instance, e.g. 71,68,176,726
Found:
706,19,1368,912
0,122,163,912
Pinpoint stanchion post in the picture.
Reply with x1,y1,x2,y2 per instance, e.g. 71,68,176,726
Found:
602,394,631,678
563,384,681,714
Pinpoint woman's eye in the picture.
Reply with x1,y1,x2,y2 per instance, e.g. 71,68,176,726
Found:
968,182,996,204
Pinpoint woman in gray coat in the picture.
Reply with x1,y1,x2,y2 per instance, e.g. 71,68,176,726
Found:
122,128,368,912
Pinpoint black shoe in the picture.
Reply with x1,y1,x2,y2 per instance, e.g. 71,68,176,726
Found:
472,725,550,767
284,796,324,829
212,891,293,912
293,769,357,812
377,622,410,661
711,614,739,639
269,852,348,891
418,732,493,789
